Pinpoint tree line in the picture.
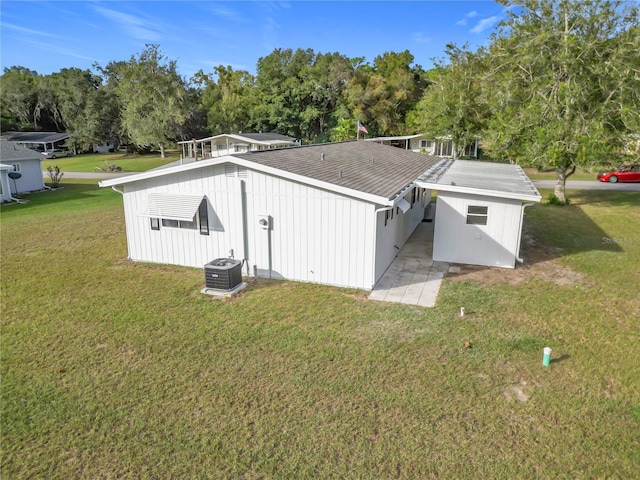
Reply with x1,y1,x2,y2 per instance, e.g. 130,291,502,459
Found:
1,46,425,154
1,0,638,202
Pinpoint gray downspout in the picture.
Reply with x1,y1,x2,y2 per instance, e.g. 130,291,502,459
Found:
240,180,251,276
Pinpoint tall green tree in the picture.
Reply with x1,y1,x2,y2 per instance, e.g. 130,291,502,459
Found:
102,44,188,158
46,68,120,152
299,52,354,141
344,50,427,136
483,0,640,203
330,118,357,142
195,65,257,135
255,48,316,139
0,67,43,130
254,48,354,141
408,44,486,159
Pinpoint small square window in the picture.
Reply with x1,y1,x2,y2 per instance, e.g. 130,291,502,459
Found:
150,218,160,230
466,205,488,225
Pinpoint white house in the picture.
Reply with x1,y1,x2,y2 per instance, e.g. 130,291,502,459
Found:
415,160,541,268
100,141,438,290
99,142,540,290
93,141,119,153
366,134,479,158
0,141,47,200
178,133,300,161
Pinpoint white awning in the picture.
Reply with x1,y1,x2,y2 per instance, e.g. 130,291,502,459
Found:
140,193,204,221
396,198,411,213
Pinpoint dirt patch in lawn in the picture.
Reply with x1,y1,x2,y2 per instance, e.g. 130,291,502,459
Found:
446,230,586,287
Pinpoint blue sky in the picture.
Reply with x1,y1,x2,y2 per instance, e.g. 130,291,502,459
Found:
1,1,507,80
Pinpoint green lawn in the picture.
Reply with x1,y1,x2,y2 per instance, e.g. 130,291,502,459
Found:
2,184,639,478
42,151,179,173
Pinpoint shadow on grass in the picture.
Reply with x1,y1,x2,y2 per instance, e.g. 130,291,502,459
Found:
520,189,630,263
551,354,570,364
567,189,640,209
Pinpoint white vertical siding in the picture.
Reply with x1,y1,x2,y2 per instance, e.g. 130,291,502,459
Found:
121,164,377,290
373,187,429,284
433,191,522,268
11,159,45,193
243,171,376,289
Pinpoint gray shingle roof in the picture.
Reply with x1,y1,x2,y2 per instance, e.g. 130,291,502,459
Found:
0,141,43,161
237,132,296,142
235,141,442,200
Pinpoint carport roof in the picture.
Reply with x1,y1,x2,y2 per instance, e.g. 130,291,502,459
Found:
1,131,68,144
415,159,541,202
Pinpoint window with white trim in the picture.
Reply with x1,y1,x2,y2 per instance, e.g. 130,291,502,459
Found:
162,218,197,230
148,197,209,235
234,144,249,153
466,205,488,225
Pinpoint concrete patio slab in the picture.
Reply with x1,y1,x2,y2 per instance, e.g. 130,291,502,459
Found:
369,220,447,307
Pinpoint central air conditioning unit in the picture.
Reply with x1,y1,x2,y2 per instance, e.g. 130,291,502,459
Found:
204,258,242,291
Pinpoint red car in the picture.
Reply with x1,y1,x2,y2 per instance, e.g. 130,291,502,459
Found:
597,164,640,183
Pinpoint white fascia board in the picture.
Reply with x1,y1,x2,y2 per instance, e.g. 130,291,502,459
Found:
98,155,392,206
177,134,229,144
365,134,422,142
414,180,542,203
261,140,295,146
98,156,235,188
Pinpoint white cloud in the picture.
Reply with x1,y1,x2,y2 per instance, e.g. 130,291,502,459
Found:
93,6,161,41
412,32,431,44
208,5,248,23
22,38,97,63
1,22,60,39
470,15,500,34
456,10,479,26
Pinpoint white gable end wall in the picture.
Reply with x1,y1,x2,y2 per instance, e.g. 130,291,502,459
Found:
121,164,377,290
433,191,523,268
10,158,45,194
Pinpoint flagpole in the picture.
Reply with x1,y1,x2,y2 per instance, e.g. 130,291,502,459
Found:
356,120,360,141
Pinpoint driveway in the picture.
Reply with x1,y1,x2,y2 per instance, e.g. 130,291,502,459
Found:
533,180,640,191
43,171,135,180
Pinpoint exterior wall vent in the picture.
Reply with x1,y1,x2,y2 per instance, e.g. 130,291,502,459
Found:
204,258,242,290
225,165,249,178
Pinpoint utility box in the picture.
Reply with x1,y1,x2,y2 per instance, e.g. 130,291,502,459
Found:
204,258,242,290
